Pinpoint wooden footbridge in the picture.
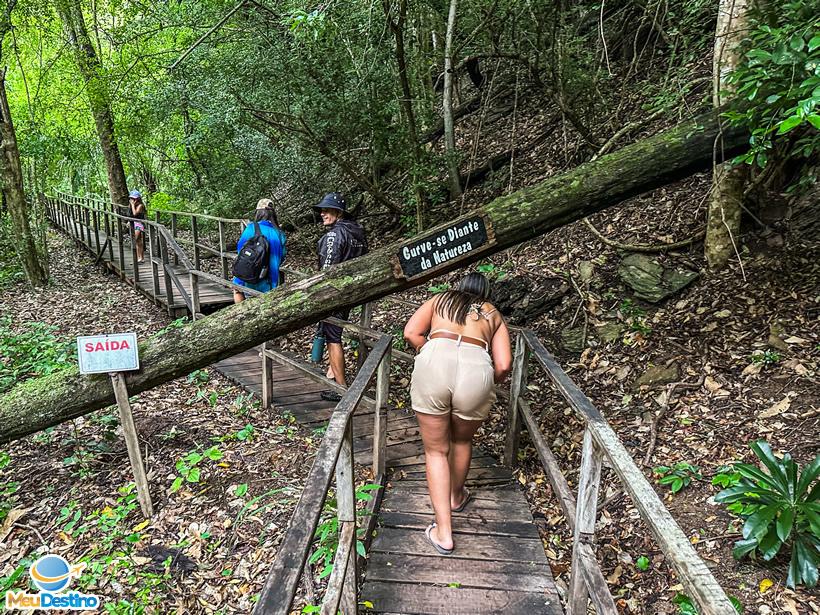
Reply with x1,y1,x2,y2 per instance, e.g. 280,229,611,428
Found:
45,193,737,614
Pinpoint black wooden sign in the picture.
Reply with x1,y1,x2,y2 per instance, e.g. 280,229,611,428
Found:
393,215,495,279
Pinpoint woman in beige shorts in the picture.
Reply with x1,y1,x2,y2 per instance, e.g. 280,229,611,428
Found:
404,272,512,555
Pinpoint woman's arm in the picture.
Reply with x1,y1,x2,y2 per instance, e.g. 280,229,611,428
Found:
490,319,512,383
404,298,436,352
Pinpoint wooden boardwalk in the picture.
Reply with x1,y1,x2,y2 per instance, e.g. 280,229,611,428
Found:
51,207,235,315
215,349,562,614
50,199,561,613
47,194,744,614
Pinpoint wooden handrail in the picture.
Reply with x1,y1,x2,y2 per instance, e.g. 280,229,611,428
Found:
516,330,737,615
53,190,245,223
253,335,392,614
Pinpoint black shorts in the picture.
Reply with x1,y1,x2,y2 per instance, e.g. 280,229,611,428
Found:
319,309,350,344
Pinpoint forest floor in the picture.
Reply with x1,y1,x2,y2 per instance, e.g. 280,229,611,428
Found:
2,74,819,615
0,233,324,613
278,171,820,615
1,182,818,615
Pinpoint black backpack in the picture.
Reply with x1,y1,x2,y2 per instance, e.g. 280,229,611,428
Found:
232,222,270,284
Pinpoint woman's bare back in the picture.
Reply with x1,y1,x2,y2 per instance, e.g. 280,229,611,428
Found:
429,299,502,346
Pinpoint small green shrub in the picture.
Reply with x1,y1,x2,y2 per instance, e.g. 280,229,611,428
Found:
653,462,702,494
428,283,450,294
750,350,781,366
170,446,223,493
715,440,819,588
0,218,25,289
724,2,820,178
0,317,75,393
673,592,743,614
309,484,382,579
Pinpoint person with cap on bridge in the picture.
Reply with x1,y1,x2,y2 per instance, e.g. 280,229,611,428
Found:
128,190,147,263
313,192,368,398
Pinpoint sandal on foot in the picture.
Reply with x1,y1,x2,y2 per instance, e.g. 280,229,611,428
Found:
452,487,472,513
425,523,453,556
320,390,343,402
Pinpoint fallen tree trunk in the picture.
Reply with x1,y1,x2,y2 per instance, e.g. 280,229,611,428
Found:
0,113,746,444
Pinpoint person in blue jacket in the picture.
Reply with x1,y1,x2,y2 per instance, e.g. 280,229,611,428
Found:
232,198,286,303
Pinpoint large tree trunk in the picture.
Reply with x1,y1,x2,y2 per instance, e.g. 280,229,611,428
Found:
442,0,462,199
0,112,748,444
0,71,46,286
384,0,428,231
704,0,750,270
57,0,128,207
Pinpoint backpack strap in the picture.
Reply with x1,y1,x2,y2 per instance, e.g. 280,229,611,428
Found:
252,221,262,238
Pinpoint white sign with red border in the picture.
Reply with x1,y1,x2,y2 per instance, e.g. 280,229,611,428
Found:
77,333,139,374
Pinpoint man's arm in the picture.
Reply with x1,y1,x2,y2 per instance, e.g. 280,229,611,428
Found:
318,231,340,270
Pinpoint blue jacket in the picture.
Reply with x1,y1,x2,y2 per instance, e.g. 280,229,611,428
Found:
233,221,286,291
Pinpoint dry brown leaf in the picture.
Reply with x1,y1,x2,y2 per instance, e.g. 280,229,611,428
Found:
704,375,722,393
760,396,792,418
606,564,623,585
0,508,29,543
742,362,763,376
783,336,808,345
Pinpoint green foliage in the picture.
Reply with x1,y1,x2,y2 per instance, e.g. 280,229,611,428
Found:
428,283,451,294
618,299,645,319
170,446,223,493
236,424,256,442
475,262,509,281
635,555,650,571
0,317,75,393
0,218,25,289
153,317,188,338
711,466,742,489
653,462,702,494
0,480,20,525
186,368,220,407
618,299,652,342
715,440,820,588
673,593,743,614
750,350,781,365
724,3,820,179
0,558,33,594
309,484,381,579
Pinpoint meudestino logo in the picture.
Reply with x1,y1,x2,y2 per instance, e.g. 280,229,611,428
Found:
4,554,100,610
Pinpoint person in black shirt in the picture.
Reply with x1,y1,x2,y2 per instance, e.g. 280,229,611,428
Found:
314,193,367,391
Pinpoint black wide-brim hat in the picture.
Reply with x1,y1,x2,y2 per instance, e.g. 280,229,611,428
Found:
313,192,347,213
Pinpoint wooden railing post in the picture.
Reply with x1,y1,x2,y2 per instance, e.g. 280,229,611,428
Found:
218,220,228,279
71,202,80,239
92,209,100,255
147,224,160,303
335,419,358,614
171,213,179,265
504,331,529,467
159,235,175,316
191,214,201,270
84,205,92,247
190,271,200,319
372,347,391,479
357,303,373,370
569,427,603,615
116,217,126,278
261,342,273,408
130,217,140,285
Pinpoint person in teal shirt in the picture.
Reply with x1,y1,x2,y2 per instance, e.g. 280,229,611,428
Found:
232,198,286,303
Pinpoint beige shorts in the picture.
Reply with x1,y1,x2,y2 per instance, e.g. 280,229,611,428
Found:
410,338,496,421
